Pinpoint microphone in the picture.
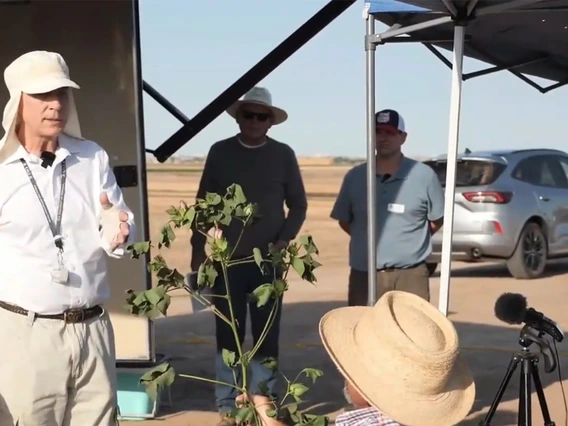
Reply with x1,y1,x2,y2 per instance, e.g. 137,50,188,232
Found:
40,151,56,168
494,292,564,342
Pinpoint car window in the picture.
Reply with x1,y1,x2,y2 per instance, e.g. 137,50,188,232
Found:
554,156,568,188
423,159,506,187
512,156,567,188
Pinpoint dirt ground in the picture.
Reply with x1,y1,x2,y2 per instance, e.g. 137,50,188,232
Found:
123,166,568,426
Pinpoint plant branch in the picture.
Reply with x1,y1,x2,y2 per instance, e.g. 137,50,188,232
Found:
221,263,248,390
248,299,279,360
178,373,242,391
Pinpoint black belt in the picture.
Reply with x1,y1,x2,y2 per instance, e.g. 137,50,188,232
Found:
377,261,425,273
0,301,103,323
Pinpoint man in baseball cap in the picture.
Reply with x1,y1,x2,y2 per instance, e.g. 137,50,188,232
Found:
0,50,135,425
331,107,445,305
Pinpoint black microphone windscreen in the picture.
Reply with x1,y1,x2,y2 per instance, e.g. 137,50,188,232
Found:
494,292,527,324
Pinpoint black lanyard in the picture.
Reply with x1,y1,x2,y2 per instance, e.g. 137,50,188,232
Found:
20,158,67,251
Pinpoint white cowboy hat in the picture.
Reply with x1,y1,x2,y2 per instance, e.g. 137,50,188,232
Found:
0,50,82,163
319,291,475,426
226,86,288,125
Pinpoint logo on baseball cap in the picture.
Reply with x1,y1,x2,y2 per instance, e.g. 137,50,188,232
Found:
376,109,406,134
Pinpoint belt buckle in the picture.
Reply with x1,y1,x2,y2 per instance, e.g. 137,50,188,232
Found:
64,309,84,323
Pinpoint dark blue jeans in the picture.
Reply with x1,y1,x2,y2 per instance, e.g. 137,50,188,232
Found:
212,261,283,413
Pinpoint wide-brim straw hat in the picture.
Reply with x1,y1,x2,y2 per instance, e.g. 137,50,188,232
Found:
0,50,82,163
319,291,475,426
226,86,288,125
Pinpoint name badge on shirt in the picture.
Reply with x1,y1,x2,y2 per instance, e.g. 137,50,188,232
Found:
387,203,405,214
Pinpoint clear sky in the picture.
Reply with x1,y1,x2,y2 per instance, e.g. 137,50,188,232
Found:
139,0,567,159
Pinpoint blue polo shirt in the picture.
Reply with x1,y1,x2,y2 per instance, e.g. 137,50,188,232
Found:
330,157,445,271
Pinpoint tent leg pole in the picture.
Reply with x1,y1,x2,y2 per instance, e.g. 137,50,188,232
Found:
438,24,465,316
365,14,377,307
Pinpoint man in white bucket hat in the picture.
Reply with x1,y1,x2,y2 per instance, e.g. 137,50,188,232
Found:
0,50,135,425
190,86,308,425
238,291,476,426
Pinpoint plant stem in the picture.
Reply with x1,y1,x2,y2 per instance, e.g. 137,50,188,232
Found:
229,215,251,259
185,289,232,325
248,300,278,360
221,263,248,390
227,257,254,267
178,373,242,391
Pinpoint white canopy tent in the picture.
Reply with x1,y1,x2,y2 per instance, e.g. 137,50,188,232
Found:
362,0,568,314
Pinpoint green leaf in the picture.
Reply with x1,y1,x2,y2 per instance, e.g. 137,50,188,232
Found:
183,206,196,227
222,349,236,368
139,362,176,401
261,357,279,371
290,382,309,398
148,254,167,273
299,234,319,255
273,279,288,296
144,286,166,305
210,237,230,261
235,405,255,424
158,224,176,249
282,402,298,415
266,408,278,418
205,192,222,205
156,293,171,316
304,413,329,426
226,183,247,204
197,262,218,288
302,368,324,383
253,247,264,269
127,241,151,259
251,284,273,308
291,256,305,276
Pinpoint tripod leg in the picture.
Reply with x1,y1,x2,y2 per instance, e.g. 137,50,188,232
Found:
530,360,555,426
480,356,521,426
519,358,532,426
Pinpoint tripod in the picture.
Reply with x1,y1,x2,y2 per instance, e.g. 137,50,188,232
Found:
480,325,557,426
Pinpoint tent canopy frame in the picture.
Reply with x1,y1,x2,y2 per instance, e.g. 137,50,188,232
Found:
363,0,568,314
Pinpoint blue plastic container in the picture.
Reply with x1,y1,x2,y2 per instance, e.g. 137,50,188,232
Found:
116,367,159,420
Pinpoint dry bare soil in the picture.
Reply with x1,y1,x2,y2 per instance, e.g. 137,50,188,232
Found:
125,164,568,426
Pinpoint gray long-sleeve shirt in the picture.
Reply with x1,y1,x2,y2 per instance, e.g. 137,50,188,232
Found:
190,136,308,258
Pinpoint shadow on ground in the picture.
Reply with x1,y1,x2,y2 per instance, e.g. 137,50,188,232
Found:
146,299,567,425
432,260,568,279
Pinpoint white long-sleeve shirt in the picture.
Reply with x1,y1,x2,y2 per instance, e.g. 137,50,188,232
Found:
0,134,136,314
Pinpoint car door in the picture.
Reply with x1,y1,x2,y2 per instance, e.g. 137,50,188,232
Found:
549,155,568,253
512,155,567,255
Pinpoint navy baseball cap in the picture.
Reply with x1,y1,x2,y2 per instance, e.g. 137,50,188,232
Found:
376,109,406,134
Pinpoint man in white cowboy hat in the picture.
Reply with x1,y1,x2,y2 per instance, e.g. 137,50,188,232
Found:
0,50,135,425
238,291,476,426
190,86,308,425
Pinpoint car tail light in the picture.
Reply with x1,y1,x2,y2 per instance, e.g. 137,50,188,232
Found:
462,191,513,204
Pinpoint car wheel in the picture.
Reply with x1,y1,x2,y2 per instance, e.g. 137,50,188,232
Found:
506,222,548,279
426,262,438,276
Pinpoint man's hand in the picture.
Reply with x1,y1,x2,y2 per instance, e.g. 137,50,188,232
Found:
100,193,130,252
236,394,283,426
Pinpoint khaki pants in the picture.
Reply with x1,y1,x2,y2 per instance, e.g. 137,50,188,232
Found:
347,263,430,306
0,305,119,426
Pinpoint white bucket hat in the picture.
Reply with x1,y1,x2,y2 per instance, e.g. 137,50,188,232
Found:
226,86,288,125
319,291,475,426
0,50,82,163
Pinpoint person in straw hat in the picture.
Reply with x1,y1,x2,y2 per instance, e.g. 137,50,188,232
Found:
0,50,135,425
190,86,308,425
237,291,476,426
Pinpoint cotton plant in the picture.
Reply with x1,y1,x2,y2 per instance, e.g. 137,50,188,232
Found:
124,183,327,426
